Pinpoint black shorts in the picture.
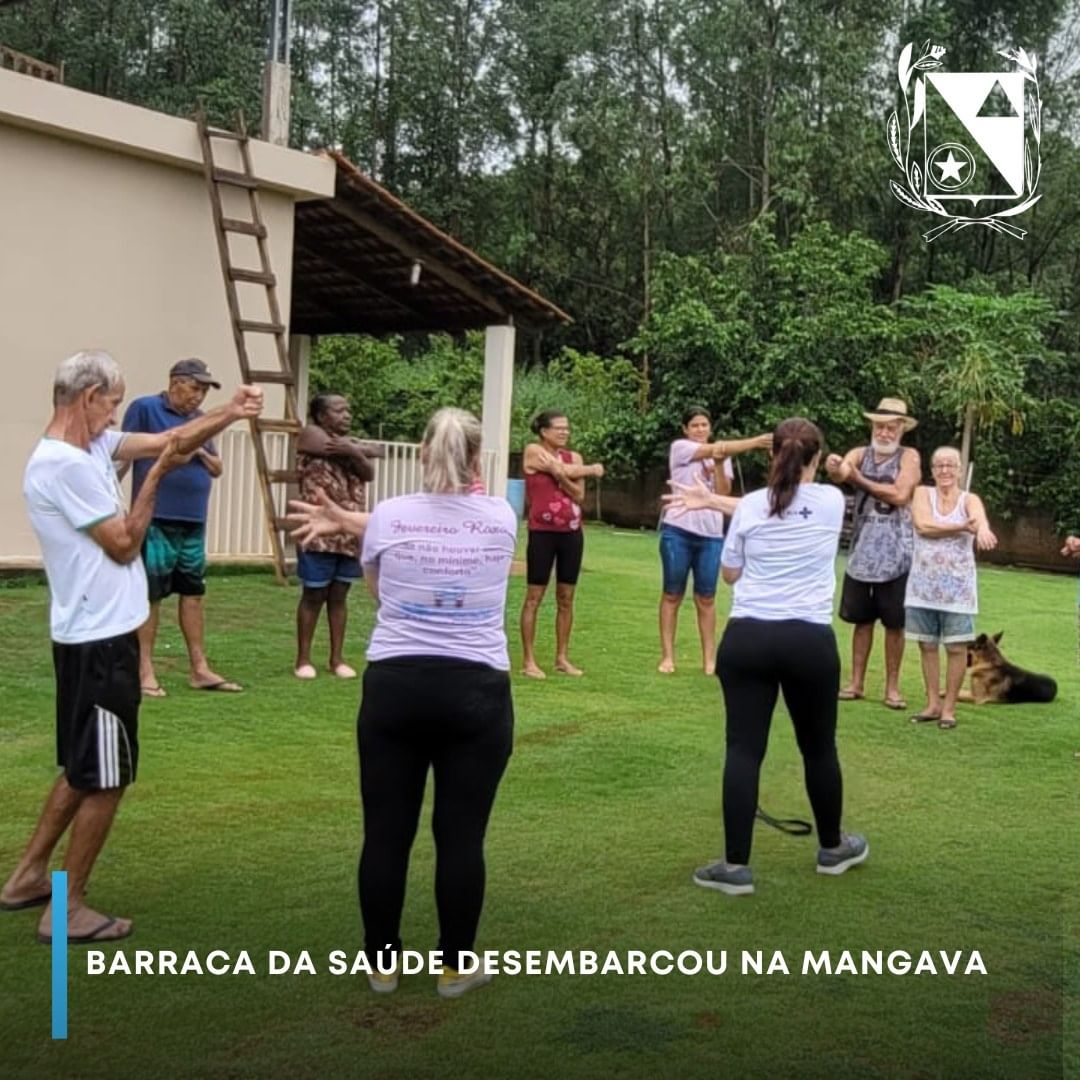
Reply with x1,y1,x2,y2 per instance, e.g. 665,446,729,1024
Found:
53,631,140,790
839,573,908,631
526,529,584,586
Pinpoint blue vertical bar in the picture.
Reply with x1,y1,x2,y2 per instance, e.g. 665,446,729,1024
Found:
51,870,67,1040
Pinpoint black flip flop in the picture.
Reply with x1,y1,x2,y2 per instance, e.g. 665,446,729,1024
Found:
37,916,132,946
0,892,51,911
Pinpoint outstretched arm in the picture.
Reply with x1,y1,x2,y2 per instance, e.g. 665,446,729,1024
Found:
116,386,263,461
89,435,188,563
286,489,369,544
662,478,741,518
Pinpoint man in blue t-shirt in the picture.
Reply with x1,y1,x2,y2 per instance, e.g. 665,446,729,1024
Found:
122,358,241,696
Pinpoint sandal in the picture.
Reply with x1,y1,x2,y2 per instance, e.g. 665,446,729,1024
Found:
838,688,864,701
937,717,957,730
883,696,908,711
910,712,941,724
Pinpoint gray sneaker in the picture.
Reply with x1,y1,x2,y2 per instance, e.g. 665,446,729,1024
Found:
693,860,754,896
817,833,869,875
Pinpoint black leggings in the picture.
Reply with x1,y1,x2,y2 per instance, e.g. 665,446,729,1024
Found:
716,618,843,864
357,657,513,969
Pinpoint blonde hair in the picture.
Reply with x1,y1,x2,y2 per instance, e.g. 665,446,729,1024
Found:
422,407,482,493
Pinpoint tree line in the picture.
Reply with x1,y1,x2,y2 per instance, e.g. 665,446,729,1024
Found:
3,0,1080,524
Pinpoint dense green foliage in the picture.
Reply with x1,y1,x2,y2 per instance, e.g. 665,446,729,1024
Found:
4,0,1080,516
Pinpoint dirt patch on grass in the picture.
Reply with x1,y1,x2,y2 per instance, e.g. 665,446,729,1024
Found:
987,988,1062,1046
517,720,585,747
350,1000,447,1039
692,1011,725,1030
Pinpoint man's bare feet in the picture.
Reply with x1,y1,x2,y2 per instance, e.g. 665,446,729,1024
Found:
521,663,547,679
555,659,584,676
37,902,132,944
0,869,51,911
657,659,675,674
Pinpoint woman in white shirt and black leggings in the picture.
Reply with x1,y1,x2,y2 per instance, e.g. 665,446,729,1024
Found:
670,418,868,896
289,407,516,998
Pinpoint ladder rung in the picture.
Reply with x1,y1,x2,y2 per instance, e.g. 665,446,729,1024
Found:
207,127,248,143
254,418,302,435
238,320,287,335
268,469,302,484
213,167,258,189
221,218,267,237
228,268,276,286
247,369,295,385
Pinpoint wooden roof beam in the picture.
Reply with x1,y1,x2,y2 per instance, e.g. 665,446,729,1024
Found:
294,236,433,321
324,199,511,323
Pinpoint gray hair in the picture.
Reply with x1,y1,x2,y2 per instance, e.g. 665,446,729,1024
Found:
53,350,123,406
931,446,962,466
422,407,482,493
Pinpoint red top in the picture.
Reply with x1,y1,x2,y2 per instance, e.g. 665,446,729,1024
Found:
526,449,582,532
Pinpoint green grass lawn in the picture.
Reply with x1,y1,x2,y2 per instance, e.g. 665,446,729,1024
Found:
0,525,1076,1079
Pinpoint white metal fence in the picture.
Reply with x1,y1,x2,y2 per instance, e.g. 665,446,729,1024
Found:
206,429,497,560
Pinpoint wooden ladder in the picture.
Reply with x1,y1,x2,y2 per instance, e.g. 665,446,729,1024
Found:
196,108,299,583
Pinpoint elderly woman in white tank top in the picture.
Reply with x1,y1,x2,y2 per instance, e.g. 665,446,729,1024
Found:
905,447,997,729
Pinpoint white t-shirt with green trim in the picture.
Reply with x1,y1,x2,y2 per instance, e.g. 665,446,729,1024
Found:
24,430,149,644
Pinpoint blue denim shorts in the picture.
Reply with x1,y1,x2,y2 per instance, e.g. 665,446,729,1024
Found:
659,523,724,598
904,606,975,645
297,549,361,588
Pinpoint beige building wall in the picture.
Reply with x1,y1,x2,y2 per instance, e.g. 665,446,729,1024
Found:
0,68,334,565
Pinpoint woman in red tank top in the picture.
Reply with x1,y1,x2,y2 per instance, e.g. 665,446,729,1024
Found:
520,411,604,678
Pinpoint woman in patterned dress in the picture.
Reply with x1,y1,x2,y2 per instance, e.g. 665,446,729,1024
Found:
905,446,997,729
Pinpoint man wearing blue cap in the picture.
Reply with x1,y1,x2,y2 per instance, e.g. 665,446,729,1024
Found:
122,358,241,695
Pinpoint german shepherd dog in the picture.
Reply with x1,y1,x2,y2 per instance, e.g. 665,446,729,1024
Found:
964,632,1057,704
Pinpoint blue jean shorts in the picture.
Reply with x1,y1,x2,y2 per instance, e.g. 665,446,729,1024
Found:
904,606,975,645
297,549,361,589
659,523,724,598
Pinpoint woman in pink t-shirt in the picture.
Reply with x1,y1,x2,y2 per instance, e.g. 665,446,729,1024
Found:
519,410,604,679
658,406,772,675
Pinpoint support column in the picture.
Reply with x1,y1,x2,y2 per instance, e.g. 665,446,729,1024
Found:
290,333,312,418
261,60,291,146
482,323,515,498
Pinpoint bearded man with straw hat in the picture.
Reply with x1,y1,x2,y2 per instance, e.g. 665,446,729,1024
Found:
825,398,922,711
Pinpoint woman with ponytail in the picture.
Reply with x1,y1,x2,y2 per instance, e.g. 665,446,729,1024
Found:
666,418,867,896
288,407,516,999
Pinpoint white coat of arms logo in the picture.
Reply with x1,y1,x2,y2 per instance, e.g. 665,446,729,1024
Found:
887,42,1041,241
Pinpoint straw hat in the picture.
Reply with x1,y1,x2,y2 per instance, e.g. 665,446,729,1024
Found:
863,397,917,432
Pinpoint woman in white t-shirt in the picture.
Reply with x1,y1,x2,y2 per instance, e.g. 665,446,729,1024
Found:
658,406,771,675
288,408,515,1000
666,417,868,897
